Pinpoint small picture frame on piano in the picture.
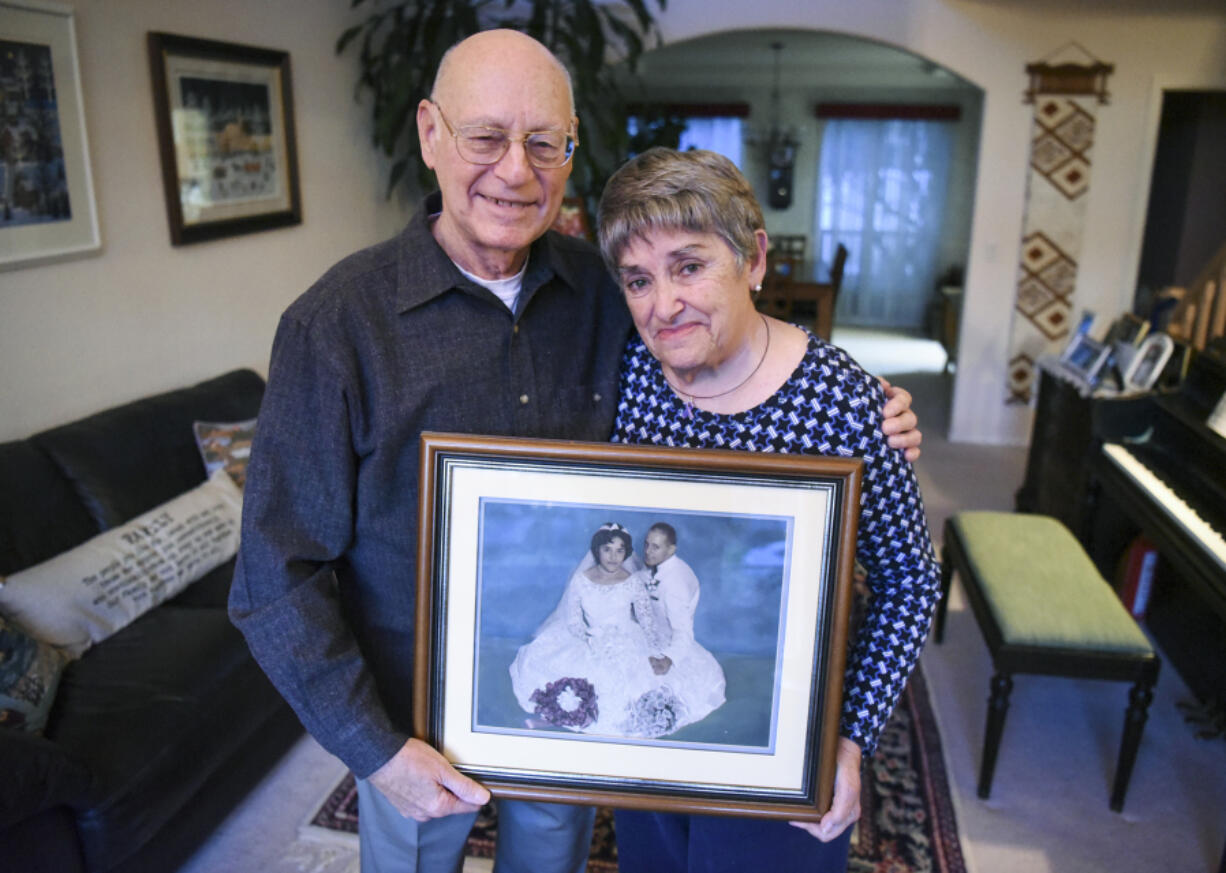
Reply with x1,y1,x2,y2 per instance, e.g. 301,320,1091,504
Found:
1059,332,1112,387
1103,312,1150,347
1123,332,1175,392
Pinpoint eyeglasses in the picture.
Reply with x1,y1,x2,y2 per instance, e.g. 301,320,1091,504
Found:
431,102,577,169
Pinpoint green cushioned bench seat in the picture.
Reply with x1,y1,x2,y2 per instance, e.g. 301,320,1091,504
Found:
949,512,1153,655
934,511,1161,812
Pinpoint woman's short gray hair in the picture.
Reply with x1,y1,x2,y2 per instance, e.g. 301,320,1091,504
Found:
598,147,764,273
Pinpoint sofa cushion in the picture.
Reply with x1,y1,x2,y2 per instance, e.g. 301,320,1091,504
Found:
166,556,237,609
0,725,91,828
0,616,70,734
0,471,243,656
0,440,100,577
47,606,291,872
32,369,264,532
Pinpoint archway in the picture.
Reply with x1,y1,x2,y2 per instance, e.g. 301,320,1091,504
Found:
618,28,985,435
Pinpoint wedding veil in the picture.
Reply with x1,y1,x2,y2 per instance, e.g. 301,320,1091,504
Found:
531,522,646,637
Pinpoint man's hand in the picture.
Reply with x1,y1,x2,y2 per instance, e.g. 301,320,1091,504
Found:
649,655,673,675
790,737,862,842
368,738,491,822
879,378,922,462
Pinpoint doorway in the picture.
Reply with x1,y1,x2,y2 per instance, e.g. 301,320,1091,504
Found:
1135,89,1226,317
618,28,984,435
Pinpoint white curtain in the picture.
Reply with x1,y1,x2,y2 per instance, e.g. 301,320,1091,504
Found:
815,119,953,330
679,118,744,169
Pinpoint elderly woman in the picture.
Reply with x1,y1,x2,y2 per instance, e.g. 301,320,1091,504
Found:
598,148,942,873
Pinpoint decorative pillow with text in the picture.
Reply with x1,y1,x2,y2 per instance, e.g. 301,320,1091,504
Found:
193,418,257,488
0,469,243,657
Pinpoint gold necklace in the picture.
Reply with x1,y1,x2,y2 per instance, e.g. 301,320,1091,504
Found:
664,314,771,419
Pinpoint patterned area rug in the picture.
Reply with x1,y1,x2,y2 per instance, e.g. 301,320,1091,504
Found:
301,665,964,873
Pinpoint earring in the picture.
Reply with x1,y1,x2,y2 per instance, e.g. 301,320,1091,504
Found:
752,283,762,300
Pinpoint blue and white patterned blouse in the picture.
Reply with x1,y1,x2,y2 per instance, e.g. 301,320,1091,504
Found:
611,329,941,753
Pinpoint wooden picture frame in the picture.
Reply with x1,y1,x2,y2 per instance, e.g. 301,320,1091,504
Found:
550,196,591,240
147,32,301,245
1117,312,1150,346
1,0,101,271
415,432,862,820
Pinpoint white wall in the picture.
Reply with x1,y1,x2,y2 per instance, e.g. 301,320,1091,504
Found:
653,0,1226,444
3,0,1225,447
0,0,410,441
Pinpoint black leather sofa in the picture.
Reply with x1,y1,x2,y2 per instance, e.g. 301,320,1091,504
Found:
0,370,302,873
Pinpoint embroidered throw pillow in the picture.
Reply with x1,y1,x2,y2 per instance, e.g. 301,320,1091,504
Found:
0,616,70,734
193,418,257,488
0,469,243,657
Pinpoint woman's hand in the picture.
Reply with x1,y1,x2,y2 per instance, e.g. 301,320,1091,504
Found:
879,378,922,462
789,737,862,842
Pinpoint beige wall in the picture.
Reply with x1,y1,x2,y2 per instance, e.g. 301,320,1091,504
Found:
0,0,410,441
3,0,1225,446
655,0,1226,444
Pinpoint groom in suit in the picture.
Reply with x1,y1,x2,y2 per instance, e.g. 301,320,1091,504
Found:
640,522,701,675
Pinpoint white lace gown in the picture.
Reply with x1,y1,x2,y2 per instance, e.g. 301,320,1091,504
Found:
509,570,726,738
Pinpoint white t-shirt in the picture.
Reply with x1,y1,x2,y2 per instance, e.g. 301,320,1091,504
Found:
428,210,527,311
455,260,527,312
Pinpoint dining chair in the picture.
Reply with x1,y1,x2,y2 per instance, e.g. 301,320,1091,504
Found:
756,253,800,321
830,243,849,306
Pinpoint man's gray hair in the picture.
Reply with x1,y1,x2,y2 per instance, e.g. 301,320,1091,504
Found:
597,147,764,275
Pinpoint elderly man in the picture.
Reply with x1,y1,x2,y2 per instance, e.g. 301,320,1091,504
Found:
230,29,921,873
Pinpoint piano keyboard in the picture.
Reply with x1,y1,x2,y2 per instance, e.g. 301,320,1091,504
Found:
1102,442,1226,575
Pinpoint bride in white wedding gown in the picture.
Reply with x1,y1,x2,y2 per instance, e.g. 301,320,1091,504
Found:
509,523,726,738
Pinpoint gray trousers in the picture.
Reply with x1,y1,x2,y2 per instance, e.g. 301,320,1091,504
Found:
356,778,596,873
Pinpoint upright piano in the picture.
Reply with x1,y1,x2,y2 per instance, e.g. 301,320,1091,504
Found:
1087,341,1226,702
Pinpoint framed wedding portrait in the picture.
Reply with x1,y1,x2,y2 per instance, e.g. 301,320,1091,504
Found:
1,0,101,271
415,433,862,820
147,32,301,245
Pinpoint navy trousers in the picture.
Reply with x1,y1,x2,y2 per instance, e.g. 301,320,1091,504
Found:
614,809,852,873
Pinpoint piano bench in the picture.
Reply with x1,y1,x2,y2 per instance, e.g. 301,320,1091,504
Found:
933,511,1161,812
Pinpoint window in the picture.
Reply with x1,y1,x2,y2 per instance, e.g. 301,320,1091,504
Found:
627,104,749,169
676,117,744,167
816,117,954,329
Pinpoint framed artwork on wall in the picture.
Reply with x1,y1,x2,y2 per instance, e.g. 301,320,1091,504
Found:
0,0,101,271
147,32,301,245
550,196,591,240
414,432,862,820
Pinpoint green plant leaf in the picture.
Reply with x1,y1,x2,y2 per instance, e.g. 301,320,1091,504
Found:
387,158,410,198
335,24,364,54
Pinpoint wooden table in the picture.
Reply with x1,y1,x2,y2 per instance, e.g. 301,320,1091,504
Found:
783,260,836,342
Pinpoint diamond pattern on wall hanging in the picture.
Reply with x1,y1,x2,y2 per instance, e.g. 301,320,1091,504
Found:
1005,46,1113,404
1008,352,1037,404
